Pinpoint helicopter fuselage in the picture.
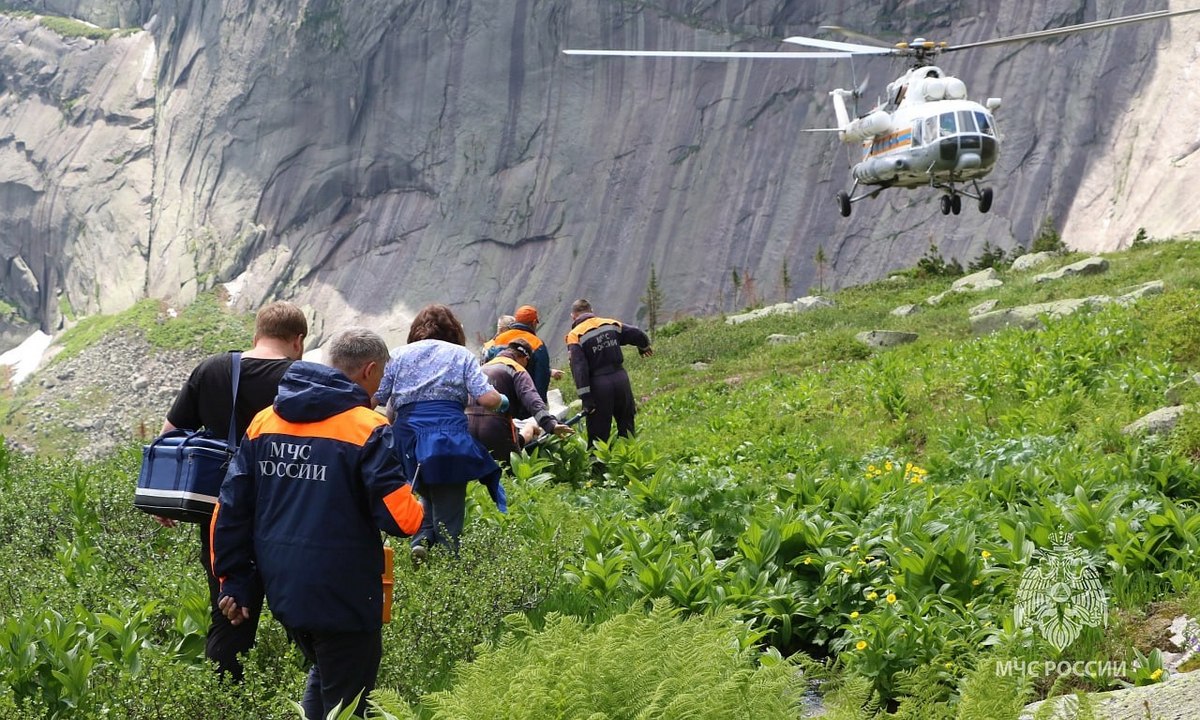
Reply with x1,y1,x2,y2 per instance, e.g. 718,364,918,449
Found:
853,98,1000,189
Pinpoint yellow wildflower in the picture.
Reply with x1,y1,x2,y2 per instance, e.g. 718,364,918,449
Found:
910,476,924,484
803,557,812,565
856,640,868,651
944,661,953,669
981,550,991,559
850,611,859,620
886,593,897,604
867,591,878,601
972,579,981,586
842,568,852,574
1151,669,1164,681
850,544,859,552
885,461,894,471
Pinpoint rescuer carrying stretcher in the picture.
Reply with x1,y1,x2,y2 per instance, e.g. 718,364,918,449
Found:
467,338,574,463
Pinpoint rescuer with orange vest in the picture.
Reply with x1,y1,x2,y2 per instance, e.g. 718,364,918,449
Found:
565,298,653,446
467,338,573,462
484,305,554,401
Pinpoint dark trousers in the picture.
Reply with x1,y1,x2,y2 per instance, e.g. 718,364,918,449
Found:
413,482,468,549
290,627,383,720
585,370,636,446
467,412,518,465
200,524,262,680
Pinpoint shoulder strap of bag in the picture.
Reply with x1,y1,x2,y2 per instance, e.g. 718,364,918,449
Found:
227,352,242,449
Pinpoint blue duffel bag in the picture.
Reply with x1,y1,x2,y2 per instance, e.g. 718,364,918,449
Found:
134,429,233,523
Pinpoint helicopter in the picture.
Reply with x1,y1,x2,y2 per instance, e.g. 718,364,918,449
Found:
564,7,1200,218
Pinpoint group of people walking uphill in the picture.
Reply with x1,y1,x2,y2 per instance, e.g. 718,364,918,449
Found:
152,297,652,719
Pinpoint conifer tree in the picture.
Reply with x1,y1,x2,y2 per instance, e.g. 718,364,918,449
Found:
641,264,663,337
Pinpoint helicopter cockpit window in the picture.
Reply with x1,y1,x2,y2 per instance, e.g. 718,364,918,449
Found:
974,111,995,136
956,111,977,133
924,116,939,141
911,121,923,146
939,112,956,135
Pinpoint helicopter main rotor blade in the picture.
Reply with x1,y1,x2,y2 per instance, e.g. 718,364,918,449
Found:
563,49,851,59
945,7,1200,53
782,35,897,55
817,25,894,48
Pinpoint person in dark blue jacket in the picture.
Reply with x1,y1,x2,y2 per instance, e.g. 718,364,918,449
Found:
211,327,423,720
565,298,653,447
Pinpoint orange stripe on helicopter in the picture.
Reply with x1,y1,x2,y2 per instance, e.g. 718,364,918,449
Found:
866,130,912,159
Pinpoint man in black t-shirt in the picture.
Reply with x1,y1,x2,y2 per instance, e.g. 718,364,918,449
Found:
158,300,307,681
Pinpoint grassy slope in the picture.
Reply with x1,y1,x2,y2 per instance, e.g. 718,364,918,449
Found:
3,241,1200,718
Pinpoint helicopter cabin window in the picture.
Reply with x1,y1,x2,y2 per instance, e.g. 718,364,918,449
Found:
974,111,995,136
911,121,923,146
939,112,956,135
956,111,977,133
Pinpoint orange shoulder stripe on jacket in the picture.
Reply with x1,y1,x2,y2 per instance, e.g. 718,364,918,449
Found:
494,328,544,352
383,485,424,535
246,406,387,445
565,316,621,345
487,356,527,374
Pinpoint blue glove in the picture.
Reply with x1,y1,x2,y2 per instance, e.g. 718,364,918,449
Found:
497,393,510,413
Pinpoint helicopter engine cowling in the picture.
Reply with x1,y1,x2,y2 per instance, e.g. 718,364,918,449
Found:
854,156,909,184
840,110,891,143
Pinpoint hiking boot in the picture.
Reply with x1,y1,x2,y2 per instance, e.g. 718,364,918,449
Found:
411,544,428,565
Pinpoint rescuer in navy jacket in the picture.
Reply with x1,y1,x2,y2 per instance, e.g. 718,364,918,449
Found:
212,327,423,720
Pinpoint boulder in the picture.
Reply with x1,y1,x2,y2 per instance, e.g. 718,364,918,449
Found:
1122,405,1193,436
952,268,1001,291
766,334,802,345
1020,669,1200,720
890,304,921,317
1033,257,1111,284
1011,251,1058,271
969,299,1000,317
856,330,918,348
970,297,1111,335
1116,280,1164,304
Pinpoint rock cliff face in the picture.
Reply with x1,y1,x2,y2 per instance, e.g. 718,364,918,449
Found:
0,0,1195,353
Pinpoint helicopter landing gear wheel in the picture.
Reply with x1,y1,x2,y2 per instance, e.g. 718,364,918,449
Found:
979,188,993,213
951,194,962,215
837,191,851,217
940,195,952,215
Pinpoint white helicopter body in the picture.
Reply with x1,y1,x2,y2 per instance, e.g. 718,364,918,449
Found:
828,63,1002,216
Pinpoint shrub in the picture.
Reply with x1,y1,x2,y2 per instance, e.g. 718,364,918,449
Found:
408,603,802,719
1030,216,1065,253
381,518,577,699
916,243,964,278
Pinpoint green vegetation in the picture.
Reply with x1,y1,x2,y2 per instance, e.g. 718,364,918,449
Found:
1031,216,1066,254
52,291,253,364
3,241,1200,717
38,16,115,41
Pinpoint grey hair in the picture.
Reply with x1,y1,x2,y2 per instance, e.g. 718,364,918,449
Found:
496,314,516,333
326,326,389,377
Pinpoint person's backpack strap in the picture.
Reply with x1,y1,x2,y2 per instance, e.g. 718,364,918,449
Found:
227,352,242,449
